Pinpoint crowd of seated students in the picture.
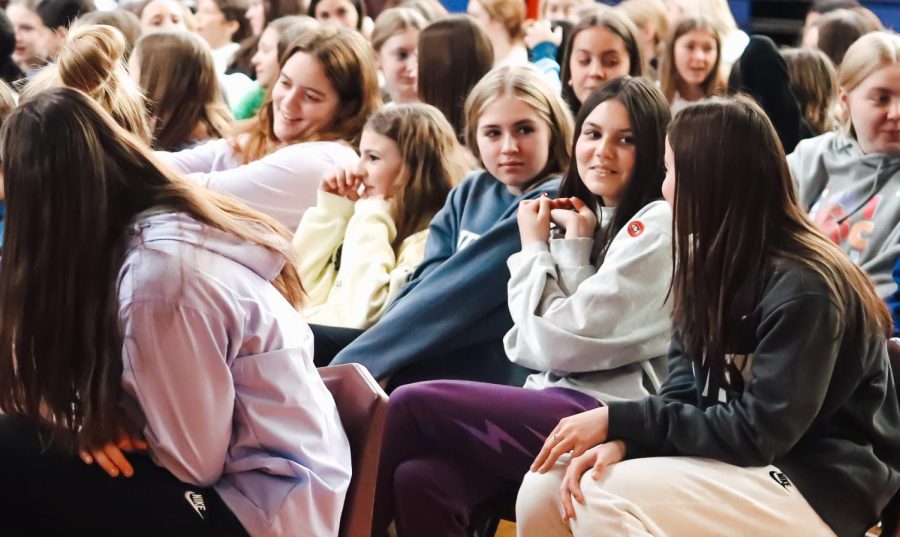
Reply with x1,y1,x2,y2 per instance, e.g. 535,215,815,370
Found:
0,0,897,535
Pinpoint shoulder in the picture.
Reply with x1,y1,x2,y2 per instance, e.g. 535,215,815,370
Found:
268,140,358,163
611,200,672,243
759,260,840,315
790,131,848,161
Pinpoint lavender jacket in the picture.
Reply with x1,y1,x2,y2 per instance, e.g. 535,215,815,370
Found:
118,211,351,537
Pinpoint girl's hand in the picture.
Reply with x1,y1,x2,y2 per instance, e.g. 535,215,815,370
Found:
79,431,149,478
531,406,609,473
320,168,363,201
517,195,553,246
559,441,626,522
550,197,597,239
525,19,563,49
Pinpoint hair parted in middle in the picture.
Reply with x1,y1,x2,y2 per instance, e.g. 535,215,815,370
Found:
659,16,722,104
464,64,574,181
236,25,382,162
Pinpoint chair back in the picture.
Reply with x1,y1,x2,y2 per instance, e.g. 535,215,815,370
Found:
319,363,389,537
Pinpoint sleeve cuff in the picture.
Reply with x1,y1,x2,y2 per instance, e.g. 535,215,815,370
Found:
353,197,393,218
530,41,559,62
606,399,655,459
549,237,592,267
318,190,355,219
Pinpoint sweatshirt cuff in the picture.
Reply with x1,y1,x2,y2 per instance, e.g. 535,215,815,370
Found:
318,190,355,219
606,399,653,458
549,237,592,267
353,197,393,218
530,41,558,62
507,241,550,275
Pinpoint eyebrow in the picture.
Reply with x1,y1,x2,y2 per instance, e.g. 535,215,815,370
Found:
583,122,633,133
279,74,326,97
480,119,538,129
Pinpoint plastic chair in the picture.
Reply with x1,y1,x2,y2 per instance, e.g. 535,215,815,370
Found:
319,363,389,537
881,338,900,537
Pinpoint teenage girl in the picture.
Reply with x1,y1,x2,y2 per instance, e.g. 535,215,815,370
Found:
194,0,252,74
295,103,464,332
0,87,351,537
308,0,367,33
20,24,153,142
467,0,527,67
330,65,574,389
156,26,381,232
371,76,673,537
516,94,900,537
558,8,643,113
129,31,232,151
371,7,425,105
788,31,900,300
782,47,839,136
660,16,721,114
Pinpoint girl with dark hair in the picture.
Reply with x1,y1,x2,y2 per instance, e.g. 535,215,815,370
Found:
0,87,351,536
308,0,365,31
194,0,252,74
368,76,673,537
518,95,900,537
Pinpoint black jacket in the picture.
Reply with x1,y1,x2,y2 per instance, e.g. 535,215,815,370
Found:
607,261,900,537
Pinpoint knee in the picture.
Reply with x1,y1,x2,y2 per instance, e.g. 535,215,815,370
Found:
393,458,442,501
516,468,563,526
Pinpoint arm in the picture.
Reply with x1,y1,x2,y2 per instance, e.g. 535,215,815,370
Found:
120,301,234,487
504,206,672,374
606,294,843,467
293,190,355,309
154,138,232,175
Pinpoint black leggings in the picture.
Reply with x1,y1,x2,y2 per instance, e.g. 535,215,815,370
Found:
0,416,249,537
310,324,365,367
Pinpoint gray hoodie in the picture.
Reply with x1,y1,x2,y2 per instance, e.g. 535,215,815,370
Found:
788,131,900,297
118,211,351,537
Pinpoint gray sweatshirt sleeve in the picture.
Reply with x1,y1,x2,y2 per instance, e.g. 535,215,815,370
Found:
503,201,673,375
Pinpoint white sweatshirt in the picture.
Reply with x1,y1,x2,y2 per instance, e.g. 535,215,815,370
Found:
157,138,359,232
504,200,673,402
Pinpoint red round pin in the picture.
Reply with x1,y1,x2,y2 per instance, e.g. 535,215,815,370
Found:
627,221,644,237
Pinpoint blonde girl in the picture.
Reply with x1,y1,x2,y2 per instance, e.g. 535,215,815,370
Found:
371,7,426,104
156,26,381,232
788,31,900,299
130,31,232,151
467,0,527,67
659,16,722,114
20,24,152,142
329,65,573,390
616,0,669,77
295,103,463,339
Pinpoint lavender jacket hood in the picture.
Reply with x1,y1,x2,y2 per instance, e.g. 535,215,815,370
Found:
117,211,351,537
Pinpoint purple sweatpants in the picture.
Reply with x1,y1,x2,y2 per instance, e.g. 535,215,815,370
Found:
372,380,600,537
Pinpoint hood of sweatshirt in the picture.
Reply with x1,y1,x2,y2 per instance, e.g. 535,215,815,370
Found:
125,210,285,282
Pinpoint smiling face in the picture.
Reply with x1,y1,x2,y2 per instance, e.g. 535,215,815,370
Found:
356,128,407,198
575,98,636,206
842,63,900,154
568,26,631,105
195,0,238,49
271,51,342,144
673,29,717,90
251,27,280,86
476,94,552,194
314,0,359,29
141,0,187,34
378,29,419,104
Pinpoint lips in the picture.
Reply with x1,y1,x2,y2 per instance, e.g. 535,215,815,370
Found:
589,165,618,176
499,161,524,168
279,109,303,123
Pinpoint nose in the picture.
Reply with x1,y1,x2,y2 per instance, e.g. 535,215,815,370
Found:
596,135,615,161
590,60,605,80
407,53,418,76
501,133,518,154
354,158,367,177
888,97,900,121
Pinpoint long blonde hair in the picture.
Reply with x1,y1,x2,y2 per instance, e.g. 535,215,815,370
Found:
366,103,464,248
20,24,152,142
837,31,900,136
133,31,232,151
234,26,381,162
371,7,426,53
464,64,574,183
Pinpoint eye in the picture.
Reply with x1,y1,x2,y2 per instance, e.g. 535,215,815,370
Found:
602,57,620,68
395,51,409,60
872,93,891,105
306,92,322,102
582,129,600,140
619,136,635,145
368,154,380,162
517,125,535,135
482,129,500,138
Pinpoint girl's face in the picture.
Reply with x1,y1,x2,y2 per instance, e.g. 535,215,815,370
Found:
195,0,237,49
245,0,265,35
476,95,552,194
569,27,631,105
842,63,900,154
7,4,52,70
356,129,407,198
379,29,419,104
314,0,359,30
662,137,675,207
271,51,342,144
251,27,280,87
575,98,636,206
141,0,187,34
542,0,579,24
673,29,717,88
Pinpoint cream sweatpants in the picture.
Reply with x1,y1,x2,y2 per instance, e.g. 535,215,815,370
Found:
516,456,836,537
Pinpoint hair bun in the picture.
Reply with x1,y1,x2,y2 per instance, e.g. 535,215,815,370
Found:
57,24,126,94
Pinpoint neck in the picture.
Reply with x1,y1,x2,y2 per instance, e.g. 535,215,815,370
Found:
678,82,705,101
491,35,514,65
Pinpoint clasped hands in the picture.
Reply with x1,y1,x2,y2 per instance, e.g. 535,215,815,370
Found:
517,195,598,246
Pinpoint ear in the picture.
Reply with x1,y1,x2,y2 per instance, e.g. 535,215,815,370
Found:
839,87,849,115
226,19,240,37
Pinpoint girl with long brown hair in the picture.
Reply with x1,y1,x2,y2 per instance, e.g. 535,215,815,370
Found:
294,103,463,334
130,30,232,151
659,16,722,114
0,87,351,536
156,25,381,232
517,95,900,537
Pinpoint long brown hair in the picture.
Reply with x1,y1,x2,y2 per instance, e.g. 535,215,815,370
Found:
133,31,232,150
0,87,303,452
365,103,463,248
667,96,891,383
659,17,721,104
235,25,381,162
